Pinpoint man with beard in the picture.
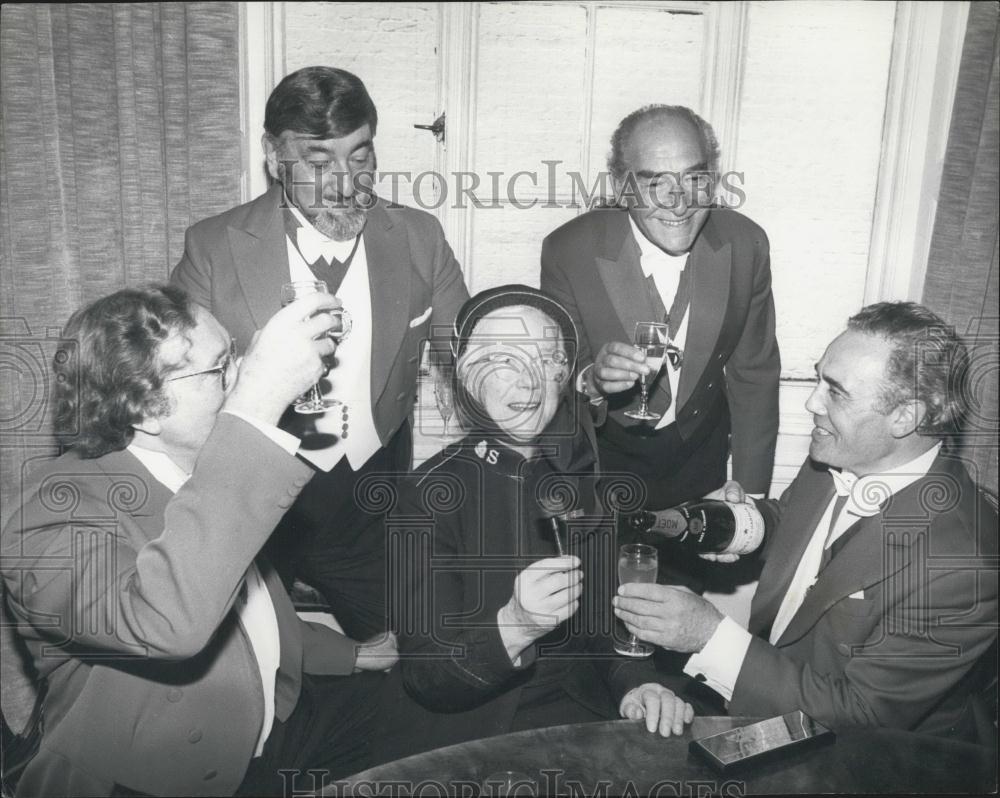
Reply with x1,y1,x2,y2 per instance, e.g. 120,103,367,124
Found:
171,66,469,639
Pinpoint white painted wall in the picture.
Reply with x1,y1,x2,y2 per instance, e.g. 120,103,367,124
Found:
738,1,896,380
281,2,442,210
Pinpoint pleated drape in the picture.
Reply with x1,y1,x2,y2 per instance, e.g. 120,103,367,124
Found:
0,1,241,732
923,2,999,496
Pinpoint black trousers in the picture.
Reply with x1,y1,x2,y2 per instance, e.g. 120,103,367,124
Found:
235,671,384,797
266,423,412,640
599,400,731,594
597,398,730,512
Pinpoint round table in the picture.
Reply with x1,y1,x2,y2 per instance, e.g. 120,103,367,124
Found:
332,717,996,795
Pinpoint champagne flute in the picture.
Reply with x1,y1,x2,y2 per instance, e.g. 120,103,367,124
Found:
433,365,455,438
613,543,658,658
279,280,353,414
624,321,668,421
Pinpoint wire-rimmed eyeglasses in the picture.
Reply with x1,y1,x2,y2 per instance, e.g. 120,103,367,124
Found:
165,339,237,391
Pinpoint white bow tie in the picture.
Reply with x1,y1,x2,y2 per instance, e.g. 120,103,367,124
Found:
829,468,857,498
829,468,885,517
296,225,340,266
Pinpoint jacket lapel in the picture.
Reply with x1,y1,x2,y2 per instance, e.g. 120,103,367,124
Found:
749,467,834,637
772,464,944,646
595,211,655,344
259,558,303,722
678,211,731,408
776,514,900,645
365,201,412,407
229,184,291,331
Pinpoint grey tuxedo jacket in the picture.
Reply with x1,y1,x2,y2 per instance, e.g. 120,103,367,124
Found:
735,453,998,738
171,186,469,444
1,416,357,796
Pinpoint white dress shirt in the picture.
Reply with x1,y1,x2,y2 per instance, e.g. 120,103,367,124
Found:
683,443,942,701
577,216,688,422
627,215,690,429
128,412,298,757
285,206,382,472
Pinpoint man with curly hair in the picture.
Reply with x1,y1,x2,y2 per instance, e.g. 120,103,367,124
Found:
1,285,395,796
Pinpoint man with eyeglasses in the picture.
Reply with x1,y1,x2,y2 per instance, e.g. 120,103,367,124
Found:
540,104,780,588
1,285,396,796
166,337,238,390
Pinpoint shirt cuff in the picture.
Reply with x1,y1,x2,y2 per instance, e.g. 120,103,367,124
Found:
683,616,753,702
222,410,300,456
576,364,605,405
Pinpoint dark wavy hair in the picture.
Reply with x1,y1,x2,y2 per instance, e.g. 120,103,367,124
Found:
608,104,720,182
848,301,970,437
54,284,196,458
264,66,377,139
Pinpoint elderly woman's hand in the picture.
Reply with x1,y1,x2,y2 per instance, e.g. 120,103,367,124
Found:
619,683,695,737
497,556,582,663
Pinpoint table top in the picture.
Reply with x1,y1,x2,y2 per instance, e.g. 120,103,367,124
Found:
335,717,997,796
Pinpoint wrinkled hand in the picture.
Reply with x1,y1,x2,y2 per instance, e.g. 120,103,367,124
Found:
224,292,341,425
354,631,399,672
619,683,695,736
498,556,582,660
614,583,723,653
699,480,749,562
590,341,651,396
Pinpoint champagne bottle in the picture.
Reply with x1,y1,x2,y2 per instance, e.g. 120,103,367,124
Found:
628,500,765,556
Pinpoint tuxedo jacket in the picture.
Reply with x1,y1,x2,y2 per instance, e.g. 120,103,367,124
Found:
540,207,780,492
0,416,357,796
732,452,998,737
170,185,470,444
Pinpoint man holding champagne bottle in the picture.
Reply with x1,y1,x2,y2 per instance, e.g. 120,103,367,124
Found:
613,303,998,741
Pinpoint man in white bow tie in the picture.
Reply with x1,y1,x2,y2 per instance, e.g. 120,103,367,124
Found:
171,66,469,640
614,302,998,741
540,105,780,590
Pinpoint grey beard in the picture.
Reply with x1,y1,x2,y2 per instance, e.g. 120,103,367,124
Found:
312,206,368,241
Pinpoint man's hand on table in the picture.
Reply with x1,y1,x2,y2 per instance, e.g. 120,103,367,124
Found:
619,683,694,737
354,631,399,672
613,584,723,653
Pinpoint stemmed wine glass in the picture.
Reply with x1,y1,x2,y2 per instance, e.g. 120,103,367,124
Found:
624,321,669,421
433,364,455,438
280,280,352,414
613,543,658,658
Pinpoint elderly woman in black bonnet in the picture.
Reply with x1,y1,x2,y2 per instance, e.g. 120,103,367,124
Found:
376,286,693,762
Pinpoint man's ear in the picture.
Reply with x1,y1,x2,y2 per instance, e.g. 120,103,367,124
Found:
890,399,927,438
262,133,282,183
131,414,163,437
